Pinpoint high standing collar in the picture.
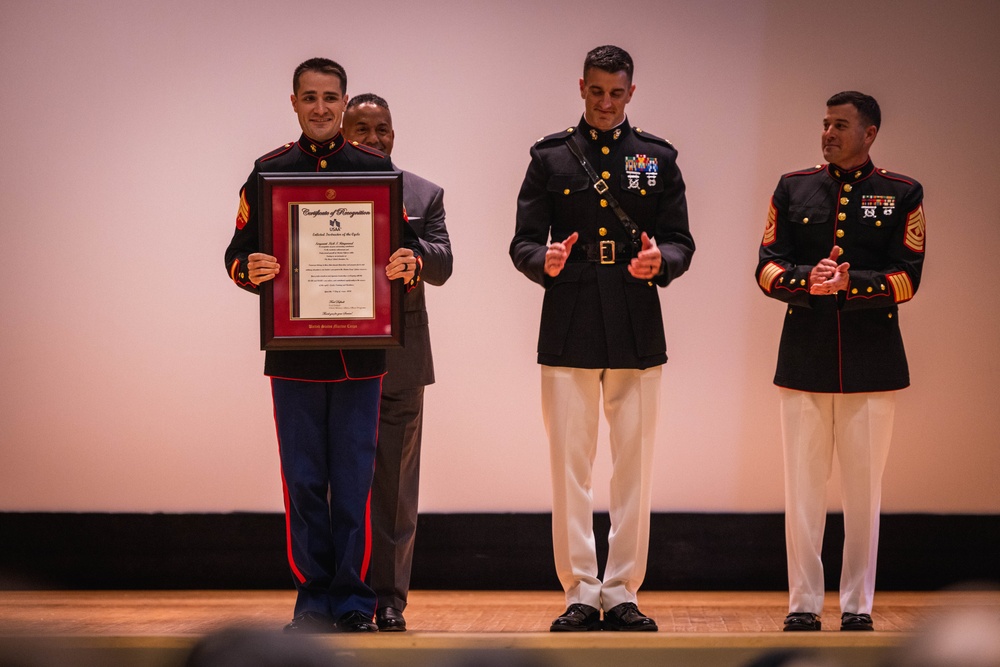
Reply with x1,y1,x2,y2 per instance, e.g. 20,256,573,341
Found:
297,132,345,157
578,116,631,143
826,158,876,184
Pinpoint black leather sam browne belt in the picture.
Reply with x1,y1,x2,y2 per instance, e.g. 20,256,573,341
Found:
564,133,643,258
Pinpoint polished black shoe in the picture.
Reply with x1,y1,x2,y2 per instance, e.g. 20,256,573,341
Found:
783,612,821,631
550,603,601,632
841,612,874,631
335,610,379,632
602,602,658,631
376,606,407,632
283,611,336,633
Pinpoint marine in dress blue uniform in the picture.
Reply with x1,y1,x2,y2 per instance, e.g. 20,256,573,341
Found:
754,91,925,632
224,59,421,634
511,46,695,632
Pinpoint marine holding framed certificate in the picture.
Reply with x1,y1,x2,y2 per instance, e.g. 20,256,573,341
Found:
259,172,404,350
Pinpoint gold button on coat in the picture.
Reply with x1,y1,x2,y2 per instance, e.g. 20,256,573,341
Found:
601,146,610,155
563,188,570,195
844,184,853,192
838,213,847,221
320,160,327,168
802,217,809,223
840,197,849,205
601,171,611,179
600,199,608,207
852,288,858,294
599,227,608,237
836,229,845,238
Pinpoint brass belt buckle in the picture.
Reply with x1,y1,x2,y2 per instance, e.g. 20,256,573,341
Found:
594,179,610,195
599,240,615,264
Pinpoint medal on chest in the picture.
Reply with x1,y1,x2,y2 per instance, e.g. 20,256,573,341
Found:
625,154,658,189
860,194,896,218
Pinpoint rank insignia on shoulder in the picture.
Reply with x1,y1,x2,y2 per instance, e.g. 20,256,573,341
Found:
905,205,926,253
633,128,673,147
236,190,250,230
762,201,777,246
537,128,574,145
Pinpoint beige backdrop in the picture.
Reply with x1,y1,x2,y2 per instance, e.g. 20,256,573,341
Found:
1,0,997,513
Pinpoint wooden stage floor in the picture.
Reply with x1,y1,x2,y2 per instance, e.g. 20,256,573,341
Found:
1,590,998,667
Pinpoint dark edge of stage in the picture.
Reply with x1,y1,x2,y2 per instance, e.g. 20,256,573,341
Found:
1,512,997,591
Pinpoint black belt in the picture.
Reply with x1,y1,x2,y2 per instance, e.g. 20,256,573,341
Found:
570,241,633,264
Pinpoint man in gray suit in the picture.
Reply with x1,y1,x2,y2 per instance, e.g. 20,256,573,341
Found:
342,94,453,632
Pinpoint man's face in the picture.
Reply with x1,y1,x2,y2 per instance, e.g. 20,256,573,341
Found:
579,68,635,131
341,102,395,155
290,71,347,143
822,103,877,170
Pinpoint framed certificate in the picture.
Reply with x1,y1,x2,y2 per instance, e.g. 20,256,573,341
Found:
258,172,404,350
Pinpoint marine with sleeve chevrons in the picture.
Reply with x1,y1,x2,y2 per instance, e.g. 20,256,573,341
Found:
755,158,925,393
225,132,419,381
511,117,694,369
224,129,424,628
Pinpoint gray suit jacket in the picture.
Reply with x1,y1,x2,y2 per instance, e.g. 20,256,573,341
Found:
383,170,453,392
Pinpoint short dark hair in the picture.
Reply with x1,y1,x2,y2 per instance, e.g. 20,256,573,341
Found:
346,93,390,111
584,45,634,83
827,90,881,130
292,57,347,95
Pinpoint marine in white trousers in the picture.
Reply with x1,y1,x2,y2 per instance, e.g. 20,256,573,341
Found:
541,365,661,611
780,388,896,616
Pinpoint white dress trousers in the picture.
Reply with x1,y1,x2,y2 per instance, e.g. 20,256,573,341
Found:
541,365,661,610
779,388,896,616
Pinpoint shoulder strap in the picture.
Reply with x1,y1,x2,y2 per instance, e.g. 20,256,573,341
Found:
565,134,641,249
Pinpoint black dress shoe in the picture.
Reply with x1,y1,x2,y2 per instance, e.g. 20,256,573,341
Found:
602,602,658,631
283,611,336,633
783,612,821,631
376,606,407,632
841,612,874,631
550,603,601,632
335,610,378,633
